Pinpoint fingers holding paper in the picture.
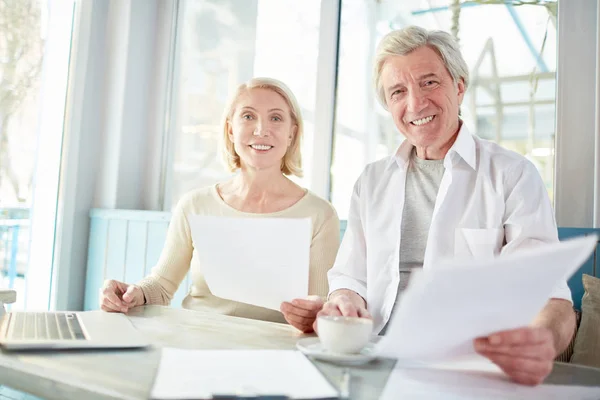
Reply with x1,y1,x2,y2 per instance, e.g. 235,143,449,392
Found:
474,326,556,386
280,295,324,333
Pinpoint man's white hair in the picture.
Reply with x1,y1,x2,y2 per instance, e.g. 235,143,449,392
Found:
373,25,469,109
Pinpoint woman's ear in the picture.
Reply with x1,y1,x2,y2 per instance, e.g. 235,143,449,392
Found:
227,120,234,142
289,125,298,146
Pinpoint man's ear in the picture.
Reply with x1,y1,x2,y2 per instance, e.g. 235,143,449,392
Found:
457,78,466,105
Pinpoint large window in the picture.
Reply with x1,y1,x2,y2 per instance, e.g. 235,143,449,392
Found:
167,1,559,219
168,0,323,208
0,0,75,309
331,1,558,218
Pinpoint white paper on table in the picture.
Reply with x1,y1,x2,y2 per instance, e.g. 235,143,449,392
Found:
380,356,600,400
380,355,600,400
376,235,598,361
150,348,338,400
188,216,311,310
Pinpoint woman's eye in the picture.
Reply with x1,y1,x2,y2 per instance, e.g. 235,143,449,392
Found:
272,116,282,122
242,114,253,120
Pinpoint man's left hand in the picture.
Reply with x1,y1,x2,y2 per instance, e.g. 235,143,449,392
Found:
474,327,556,386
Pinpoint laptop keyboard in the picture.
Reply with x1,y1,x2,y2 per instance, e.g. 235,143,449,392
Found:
7,312,87,341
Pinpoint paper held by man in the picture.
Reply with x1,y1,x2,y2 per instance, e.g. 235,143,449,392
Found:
376,235,598,362
188,215,312,310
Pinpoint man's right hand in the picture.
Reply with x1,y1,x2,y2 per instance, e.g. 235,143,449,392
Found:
99,279,145,313
313,290,371,332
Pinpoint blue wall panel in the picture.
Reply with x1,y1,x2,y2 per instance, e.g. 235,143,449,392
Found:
105,220,128,283
124,221,149,284
84,217,109,310
557,228,600,311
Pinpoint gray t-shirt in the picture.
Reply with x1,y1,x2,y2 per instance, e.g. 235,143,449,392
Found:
381,149,444,334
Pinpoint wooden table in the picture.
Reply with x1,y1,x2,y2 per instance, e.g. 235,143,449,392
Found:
1,305,599,400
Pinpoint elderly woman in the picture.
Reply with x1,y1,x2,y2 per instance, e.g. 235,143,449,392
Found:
99,77,339,332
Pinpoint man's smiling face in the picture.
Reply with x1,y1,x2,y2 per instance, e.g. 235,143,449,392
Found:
381,45,465,157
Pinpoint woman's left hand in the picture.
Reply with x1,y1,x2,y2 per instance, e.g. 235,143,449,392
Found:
280,295,324,333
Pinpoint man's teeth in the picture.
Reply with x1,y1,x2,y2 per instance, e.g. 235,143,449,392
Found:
251,144,272,150
412,115,434,126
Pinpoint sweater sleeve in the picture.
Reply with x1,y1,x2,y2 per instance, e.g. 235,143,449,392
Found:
136,197,194,305
307,206,340,298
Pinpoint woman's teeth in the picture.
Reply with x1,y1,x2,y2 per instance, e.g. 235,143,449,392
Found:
251,144,272,150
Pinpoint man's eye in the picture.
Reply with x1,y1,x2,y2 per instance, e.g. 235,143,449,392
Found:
424,80,437,86
391,89,403,98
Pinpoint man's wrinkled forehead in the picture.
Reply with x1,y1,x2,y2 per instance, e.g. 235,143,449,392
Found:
382,48,447,83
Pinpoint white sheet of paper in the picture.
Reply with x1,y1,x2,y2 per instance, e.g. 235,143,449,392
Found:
188,216,311,310
150,348,338,400
377,235,598,360
381,356,600,400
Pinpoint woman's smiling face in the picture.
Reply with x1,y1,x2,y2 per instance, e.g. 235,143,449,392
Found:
228,88,297,172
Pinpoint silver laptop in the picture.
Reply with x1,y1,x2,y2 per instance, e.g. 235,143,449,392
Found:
0,310,151,350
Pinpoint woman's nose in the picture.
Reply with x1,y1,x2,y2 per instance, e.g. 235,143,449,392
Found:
253,122,268,136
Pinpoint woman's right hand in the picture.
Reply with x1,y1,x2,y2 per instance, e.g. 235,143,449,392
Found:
280,295,324,333
99,279,145,313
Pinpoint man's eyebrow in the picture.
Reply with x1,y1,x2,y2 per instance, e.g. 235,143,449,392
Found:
386,83,404,93
418,73,438,80
386,73,440,93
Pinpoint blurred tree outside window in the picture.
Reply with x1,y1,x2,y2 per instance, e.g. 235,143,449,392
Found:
0,0,44,205
0,0,74,311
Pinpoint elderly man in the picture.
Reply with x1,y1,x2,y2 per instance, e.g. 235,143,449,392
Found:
308,26,573,386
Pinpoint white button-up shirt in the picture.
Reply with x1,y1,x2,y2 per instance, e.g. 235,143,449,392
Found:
328,125,571,334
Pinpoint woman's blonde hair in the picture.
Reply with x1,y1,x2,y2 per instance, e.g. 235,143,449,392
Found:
220,77,303,177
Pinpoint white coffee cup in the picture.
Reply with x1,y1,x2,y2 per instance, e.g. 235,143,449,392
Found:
317,315,373,354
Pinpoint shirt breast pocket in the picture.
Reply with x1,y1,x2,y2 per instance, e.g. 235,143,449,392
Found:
455,228,504,259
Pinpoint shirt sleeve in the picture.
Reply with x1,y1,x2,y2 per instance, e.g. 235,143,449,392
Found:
327,171,369,301
502,159,572,302
137,196,194,305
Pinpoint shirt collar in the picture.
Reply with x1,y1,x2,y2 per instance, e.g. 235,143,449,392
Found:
386,121,476,171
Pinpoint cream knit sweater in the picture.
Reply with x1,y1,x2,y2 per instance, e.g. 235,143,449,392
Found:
137,185,340,324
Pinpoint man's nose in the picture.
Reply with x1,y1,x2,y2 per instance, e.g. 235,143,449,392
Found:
407,90,428,113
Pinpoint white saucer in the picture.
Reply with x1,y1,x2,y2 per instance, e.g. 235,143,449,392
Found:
296,337,378,366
